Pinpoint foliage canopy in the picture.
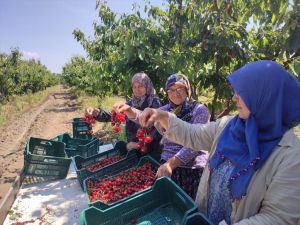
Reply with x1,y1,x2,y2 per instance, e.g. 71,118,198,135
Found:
63,0,300,120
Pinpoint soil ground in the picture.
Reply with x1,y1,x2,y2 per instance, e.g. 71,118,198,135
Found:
0,85,102,205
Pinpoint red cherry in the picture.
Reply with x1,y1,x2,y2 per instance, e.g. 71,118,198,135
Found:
136,129,144,138
141,146,148,153
144,136,153,143
137,142,143,148
131,218,137,225
114,126,121,133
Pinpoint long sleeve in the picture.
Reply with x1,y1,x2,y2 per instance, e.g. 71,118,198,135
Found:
233,141,300,225
164,113,221,153
174,104,210,165
94,109,112,122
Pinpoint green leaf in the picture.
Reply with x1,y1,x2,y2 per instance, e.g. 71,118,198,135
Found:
138,50,145,61
271,14,276,24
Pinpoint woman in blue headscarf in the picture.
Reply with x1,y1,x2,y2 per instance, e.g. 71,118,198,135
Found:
139,60,300,225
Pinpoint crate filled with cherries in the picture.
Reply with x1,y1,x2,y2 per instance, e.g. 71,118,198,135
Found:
84,156,160,209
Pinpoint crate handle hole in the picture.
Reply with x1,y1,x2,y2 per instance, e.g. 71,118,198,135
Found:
40,141,52,146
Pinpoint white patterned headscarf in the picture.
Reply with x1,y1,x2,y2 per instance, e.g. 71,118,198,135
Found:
131,72,158,108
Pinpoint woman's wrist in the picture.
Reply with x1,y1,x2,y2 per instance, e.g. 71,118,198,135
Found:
94,108,100,118
157,110,170,130
126,107,137,119
166,156,182,170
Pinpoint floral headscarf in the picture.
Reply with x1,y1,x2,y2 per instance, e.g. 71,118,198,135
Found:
131,72,158,108
165,73,195,120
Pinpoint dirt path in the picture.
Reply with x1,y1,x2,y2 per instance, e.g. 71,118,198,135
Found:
0,85,85,204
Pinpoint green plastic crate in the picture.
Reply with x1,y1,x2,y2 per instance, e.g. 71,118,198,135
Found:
51,133,100,158
80,177,198,225
83,156,160,210
72,141,137,190
183,212,213,225
73,118,85,122
24,137,71,179
72,118,93,139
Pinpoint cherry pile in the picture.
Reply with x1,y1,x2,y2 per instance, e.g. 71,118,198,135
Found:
136,128,153,153
87,162,156,203
82,116,96,134
85,155,124,172
111,110,126,133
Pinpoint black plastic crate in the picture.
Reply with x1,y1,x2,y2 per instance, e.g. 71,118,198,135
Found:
24,137,71,179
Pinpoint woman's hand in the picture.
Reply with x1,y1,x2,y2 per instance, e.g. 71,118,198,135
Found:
139,108,169,129
126,142,139,150
113,102,130,113
156,163,173,178
113,102,136,118
85,107,100,117
156,157,182,178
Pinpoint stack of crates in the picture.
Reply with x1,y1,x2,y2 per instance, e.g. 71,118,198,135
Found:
24,137,71,179
72,141,137,190
80,177,214,225
51,133,100,158
72,117,93,139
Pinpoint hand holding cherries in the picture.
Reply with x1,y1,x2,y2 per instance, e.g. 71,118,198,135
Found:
136,128,153,153
111,110,126,133
82,115,96,134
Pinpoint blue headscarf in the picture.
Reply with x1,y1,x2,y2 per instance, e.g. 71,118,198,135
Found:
209,60,300,200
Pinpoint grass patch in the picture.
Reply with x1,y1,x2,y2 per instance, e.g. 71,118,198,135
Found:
76,93,125,111
0,86,59,128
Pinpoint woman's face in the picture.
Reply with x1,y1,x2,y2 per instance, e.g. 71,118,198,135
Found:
232,92,250,119
132,82,147,99
167,84,188,105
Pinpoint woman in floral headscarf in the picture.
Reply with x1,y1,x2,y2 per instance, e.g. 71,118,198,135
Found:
113,73,210,199
86,72,162,160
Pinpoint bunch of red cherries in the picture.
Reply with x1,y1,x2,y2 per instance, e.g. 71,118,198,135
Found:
85,155,124,172
136,128,153,153
111,110,126,133
82,116,96,134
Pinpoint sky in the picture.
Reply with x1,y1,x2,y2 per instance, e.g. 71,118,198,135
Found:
0,0,164,74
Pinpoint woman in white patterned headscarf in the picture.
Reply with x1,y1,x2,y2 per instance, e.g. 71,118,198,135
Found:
86,72,162,161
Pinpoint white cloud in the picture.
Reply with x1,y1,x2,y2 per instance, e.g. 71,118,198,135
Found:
22,51,40,61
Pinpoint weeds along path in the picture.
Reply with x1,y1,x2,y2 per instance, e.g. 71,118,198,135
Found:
0,85,83,203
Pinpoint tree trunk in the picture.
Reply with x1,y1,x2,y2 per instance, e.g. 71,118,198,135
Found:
210,88,218,121
217,100,234,119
